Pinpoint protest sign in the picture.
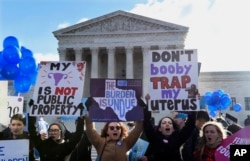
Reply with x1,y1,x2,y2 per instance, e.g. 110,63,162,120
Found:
128,138,149,161
215,125,250,161
0,96,23,131
0,140,29,160
0,81,8,109
89,79,143,121
31,61,86,116
148,49,199,111
0,81,8,131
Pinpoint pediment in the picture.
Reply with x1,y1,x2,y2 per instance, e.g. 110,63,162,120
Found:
53,10,188,36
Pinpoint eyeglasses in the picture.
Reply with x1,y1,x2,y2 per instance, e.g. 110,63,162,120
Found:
48,129,60,133
109,126,121,131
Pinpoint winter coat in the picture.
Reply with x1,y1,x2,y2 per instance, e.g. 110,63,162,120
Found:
85,115,143,161
29,117,83,161
181,127,200,161
143,112,196,161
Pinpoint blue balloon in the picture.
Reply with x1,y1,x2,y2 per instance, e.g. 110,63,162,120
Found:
220,94,232,110
205,92,213,105
3,36,20,48
28,69,38,85
0,52,7,68
2,46,21,64
19,56,37,73
21,46,33,58
211,91,221,105
204,92,212,97
1,64,20,80
233,103,242,112
209,110,216,118
216,89,225,96
208,105,217,112
14,75,32,93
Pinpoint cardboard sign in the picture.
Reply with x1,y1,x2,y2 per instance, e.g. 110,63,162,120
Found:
89,79,143,122
31,61,86,116
148,49,199,111
215,125,250,161
0,140,29,160
0,81,8,109
0,96,23,131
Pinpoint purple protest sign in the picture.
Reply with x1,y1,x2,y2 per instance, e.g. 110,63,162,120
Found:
215,125,250,161
89,79,143,122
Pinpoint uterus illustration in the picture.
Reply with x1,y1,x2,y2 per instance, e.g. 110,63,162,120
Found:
48,72,68,86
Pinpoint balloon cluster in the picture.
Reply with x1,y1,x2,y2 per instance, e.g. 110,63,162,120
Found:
204,89,242,117
0,36,38,93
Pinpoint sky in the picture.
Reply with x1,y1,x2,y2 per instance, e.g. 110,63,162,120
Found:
1,0,250,72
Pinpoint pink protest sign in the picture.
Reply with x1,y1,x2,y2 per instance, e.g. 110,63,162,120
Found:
215,125,250,161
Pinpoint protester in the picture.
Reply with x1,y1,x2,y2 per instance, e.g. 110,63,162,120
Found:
85,98,143,161
193,121,227,161
142,104,196,161
0,114,35,161
27,99,85,161
180,110,210,161
139,94,195,161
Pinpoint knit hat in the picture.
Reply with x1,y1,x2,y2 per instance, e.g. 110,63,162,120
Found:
48,122,66,139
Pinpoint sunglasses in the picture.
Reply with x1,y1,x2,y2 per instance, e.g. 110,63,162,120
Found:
109,126,121,131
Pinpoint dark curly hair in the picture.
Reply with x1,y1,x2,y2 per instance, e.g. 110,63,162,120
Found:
101,122,128,139
156,116,179,133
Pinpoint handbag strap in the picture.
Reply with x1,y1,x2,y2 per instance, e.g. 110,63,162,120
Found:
99,138,107,161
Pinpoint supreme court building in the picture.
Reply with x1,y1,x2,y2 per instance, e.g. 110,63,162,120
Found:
53,10,188,98
52,10,250,126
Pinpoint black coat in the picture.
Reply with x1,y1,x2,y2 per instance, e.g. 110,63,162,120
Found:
68,131,92,161
180,127,199,161
143,112,196,161
29,117,84,161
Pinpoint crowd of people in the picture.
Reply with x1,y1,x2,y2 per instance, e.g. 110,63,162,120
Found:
0,97,249,161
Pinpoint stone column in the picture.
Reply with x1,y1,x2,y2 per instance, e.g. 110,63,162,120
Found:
58,48,67,61
107,47,115,78
142,46,150,97
126,47,134,79
91,47,99,78
74,48,82,61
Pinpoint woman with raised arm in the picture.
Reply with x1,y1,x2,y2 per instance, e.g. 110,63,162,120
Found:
85,98,143,161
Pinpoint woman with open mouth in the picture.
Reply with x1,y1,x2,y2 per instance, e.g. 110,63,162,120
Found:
85,112,143,161
141,106,196,161
193,121,227,161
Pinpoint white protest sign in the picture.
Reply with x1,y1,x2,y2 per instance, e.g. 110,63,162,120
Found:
0,96,23,131
31,61,86,116
0,140,29,160
148,49,199,111
0,81,8,109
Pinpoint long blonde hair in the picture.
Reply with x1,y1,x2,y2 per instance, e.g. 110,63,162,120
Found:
194,121,227,160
